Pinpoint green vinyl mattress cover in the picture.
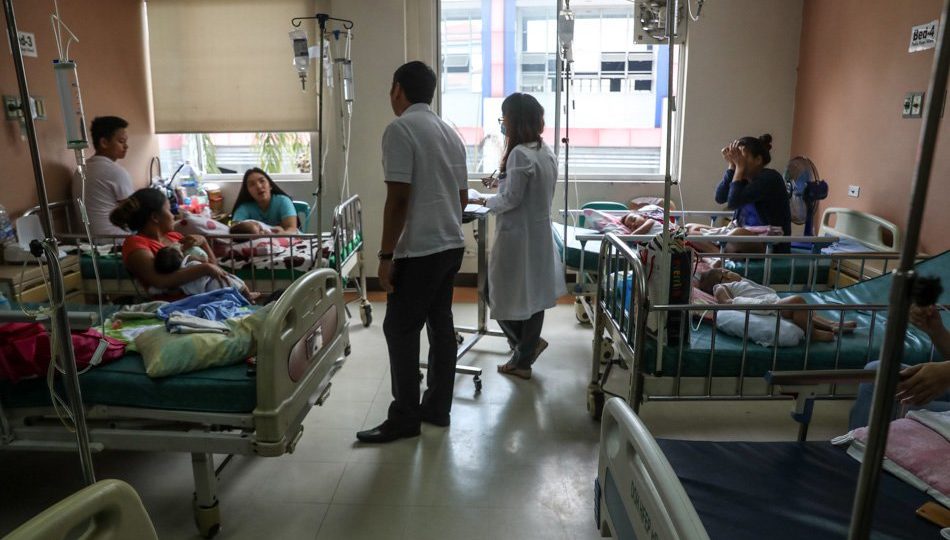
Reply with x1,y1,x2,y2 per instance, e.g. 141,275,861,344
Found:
554,224,830,286
0,304,256,413
639,249,950,377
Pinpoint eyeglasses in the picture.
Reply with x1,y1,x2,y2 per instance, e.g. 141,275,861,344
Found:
497,117,504,126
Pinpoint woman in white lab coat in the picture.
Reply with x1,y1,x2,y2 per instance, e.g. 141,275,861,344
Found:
483,92,566,380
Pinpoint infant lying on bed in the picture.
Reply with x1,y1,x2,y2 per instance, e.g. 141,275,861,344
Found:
697,268,856,342
153,245,257,301
229,220,279,237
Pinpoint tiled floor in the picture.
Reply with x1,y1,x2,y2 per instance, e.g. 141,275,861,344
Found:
0,299,851,539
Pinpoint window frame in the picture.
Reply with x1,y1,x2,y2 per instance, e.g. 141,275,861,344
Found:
436,0,686,183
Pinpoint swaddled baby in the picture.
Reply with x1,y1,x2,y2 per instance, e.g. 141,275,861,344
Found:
153,244,252,298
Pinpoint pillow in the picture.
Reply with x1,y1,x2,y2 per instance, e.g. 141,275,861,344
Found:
715,310,803,347
134,307,270,378
174,213,231,237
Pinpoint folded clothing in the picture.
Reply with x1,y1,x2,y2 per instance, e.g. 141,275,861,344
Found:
156,288,251,322
0,323,126,383
166,312,230,334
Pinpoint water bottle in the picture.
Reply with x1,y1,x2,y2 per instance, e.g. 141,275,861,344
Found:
0,204,15,245
0,291,10,311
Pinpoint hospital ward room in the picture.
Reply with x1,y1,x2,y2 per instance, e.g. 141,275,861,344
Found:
2,0,950,538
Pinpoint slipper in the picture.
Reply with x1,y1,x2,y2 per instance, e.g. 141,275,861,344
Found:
497,363,531,380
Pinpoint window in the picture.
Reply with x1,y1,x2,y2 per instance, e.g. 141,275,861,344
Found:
439,0,680,177
158,133,311,178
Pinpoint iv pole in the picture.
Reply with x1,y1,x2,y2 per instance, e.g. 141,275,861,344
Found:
292,13,353,252
2,0,95,486
848,0,949,537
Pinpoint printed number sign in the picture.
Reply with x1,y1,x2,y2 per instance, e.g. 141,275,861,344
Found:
909,20,937,53
17,32,37,57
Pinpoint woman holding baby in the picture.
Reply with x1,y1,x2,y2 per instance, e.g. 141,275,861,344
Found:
110,188,232,299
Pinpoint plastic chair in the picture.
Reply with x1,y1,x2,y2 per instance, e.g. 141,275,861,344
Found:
577,201,628,228
4,479,158,540
292,200,311,232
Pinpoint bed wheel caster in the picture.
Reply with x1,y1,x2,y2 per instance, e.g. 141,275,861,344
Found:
193,499,221,539
575,299,590,324
360,304,373,327
587,390,605,421
600,337,614,364
344,344,352,356
455,332,464,346
473,375,482,393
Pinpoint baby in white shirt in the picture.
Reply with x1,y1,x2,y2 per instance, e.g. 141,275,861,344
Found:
697,268,856,342
154,244,251,298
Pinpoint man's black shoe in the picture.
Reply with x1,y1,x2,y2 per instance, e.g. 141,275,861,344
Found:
356,421,420,443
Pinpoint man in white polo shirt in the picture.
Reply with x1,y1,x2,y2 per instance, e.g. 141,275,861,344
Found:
357,61,469,444
71,116,134,237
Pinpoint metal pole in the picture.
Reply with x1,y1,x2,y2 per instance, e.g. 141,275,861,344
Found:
562,54,570,262
2,0,95,486
848,1,950,537
554,0,563,161
316,14,328,254
655,0,678,351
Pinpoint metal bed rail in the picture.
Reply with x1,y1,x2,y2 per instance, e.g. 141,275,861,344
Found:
331,194,371,326
587,233,939,417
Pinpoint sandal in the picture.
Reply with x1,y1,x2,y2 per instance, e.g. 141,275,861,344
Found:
497,363,532,380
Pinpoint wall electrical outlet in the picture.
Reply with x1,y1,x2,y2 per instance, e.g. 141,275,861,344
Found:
903,91,925,118
848,185,860,198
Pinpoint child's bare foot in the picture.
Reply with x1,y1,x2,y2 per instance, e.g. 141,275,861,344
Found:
243,290,262,304
810,328,835,342
831,321,857,334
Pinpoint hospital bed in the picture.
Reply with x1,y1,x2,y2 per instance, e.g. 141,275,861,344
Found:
585,232,946,419
26,194,372,327
594,397,942,539
0,268,350,538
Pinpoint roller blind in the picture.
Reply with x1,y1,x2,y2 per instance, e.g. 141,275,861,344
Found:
146,0,319,133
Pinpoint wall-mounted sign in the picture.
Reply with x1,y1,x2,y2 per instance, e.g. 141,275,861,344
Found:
909,20,938,53
17,32,37,57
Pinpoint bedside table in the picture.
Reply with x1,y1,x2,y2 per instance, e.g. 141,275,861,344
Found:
0,255,83,304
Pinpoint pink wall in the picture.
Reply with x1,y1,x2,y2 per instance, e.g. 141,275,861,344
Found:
0,0,158,219
792,0,949,254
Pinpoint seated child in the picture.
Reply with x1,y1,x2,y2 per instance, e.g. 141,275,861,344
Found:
697,268,856,342
154,245,255,299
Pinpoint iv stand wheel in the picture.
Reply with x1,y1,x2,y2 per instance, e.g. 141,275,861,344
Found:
587,389,605,421
575,298,590,324
473,375,482,393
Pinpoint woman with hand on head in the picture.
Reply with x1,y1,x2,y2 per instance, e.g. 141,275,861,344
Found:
110,188,230,299
230,168,299,233
714,134,791,253
482,92,567,380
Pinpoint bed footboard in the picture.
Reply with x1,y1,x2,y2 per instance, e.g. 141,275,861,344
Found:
596,397,708,540
253,268,349,455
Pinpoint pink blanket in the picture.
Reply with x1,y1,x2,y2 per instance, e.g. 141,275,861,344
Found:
853,416,950,498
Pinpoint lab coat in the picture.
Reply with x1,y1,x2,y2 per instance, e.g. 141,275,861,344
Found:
486,143,567,321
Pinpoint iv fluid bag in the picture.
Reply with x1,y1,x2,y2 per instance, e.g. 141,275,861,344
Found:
290,29,309,74
341,60,355,103
54,61,88,150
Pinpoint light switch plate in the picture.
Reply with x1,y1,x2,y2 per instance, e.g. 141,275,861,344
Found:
904,92,925,118
903,93,914,117
848,185,860,198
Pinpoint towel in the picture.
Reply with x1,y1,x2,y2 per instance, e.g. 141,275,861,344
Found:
166,312,230,335
156,288,251,322
113,300,169,320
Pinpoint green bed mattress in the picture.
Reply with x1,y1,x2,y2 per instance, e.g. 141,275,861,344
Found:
640,249,950,377
553,223,602,272
723,250,832,287
0,354,257,413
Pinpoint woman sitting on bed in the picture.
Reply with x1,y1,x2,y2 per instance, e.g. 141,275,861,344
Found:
714,134,792,253
230,168,299,234
110,188,232,298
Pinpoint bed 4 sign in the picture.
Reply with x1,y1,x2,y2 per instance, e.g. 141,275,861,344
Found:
909,20,937,53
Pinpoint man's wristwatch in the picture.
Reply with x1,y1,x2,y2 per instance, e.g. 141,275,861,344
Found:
377,250,393,261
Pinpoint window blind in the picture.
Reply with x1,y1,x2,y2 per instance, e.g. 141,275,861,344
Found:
146,0,319,133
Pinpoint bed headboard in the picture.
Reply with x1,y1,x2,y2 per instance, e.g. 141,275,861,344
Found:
819,207,901,251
